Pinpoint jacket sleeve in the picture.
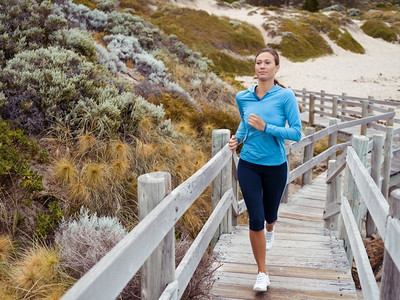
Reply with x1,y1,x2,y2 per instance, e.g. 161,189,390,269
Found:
264,91,302,142
234,96,246,144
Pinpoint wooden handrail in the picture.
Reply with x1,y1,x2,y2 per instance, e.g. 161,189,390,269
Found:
61,144,233,300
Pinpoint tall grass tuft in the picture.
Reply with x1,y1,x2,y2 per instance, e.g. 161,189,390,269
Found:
111,159,130,180
82,162,110,190
77,134,97,155
9,246,71,299
109,140,131,162
68,181,90,206
0,235,13,263
53,158,78,186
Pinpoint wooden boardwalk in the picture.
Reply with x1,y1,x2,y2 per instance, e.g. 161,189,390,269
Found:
211,173,358,299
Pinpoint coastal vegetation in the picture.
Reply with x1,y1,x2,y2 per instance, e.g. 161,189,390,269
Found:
0,0,399,298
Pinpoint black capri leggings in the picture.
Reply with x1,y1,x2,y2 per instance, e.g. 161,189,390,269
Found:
237,159,287,231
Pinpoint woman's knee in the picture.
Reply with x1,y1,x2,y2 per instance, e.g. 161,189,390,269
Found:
249,220,265,231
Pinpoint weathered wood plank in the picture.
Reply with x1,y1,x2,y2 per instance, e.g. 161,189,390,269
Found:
174,189,233,299
211,284,358,300
61,144,233,300
346,146,389,239
215,263,354,281
340,196,380,300
213,272,356,294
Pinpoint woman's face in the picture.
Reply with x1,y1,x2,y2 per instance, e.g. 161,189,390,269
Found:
255,52,280,82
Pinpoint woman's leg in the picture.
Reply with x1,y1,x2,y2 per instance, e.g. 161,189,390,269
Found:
237,160,266,273
249,229,266,273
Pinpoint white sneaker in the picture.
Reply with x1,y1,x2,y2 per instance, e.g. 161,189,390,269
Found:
266,231,274,251
253,272,271,292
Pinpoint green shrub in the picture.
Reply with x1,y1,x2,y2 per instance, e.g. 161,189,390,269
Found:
50,28,97,61
302,0,319,12
361,20,398,42
0,0,62,67
271,19,332,62
0,47,156,137
0,120,47,192
34,199,64,240
336,30,365,53
149,7,264,75
0,119,48,235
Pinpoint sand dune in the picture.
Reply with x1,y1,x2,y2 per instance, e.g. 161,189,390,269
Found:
172,0,400,101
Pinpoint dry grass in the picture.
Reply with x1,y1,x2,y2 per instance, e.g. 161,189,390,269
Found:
0,235,13,263
53,158,78,186
8,245,72,299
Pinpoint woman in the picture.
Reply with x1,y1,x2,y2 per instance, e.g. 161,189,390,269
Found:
228,48,302,292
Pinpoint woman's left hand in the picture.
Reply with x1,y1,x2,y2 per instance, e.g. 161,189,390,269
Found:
248,114,266,132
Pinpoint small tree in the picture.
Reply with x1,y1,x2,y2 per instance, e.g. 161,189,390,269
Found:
302,0,319,12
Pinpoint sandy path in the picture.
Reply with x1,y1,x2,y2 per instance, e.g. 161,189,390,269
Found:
171,0,400,101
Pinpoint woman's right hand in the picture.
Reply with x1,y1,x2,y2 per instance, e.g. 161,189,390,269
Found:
228,135,238,151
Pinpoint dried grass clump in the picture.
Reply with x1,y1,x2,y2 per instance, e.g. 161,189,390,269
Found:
55,208,127,277
0,235,13,263
51,136,136,215
54,157,78,186
8,245,72,299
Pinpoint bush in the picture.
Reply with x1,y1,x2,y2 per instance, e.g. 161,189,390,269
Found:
105,11,162,51
51,0,107,30
361,20,398,42
336,30,365,53
271,18,332,62
0,46,147,137
0,119,49,235
50,28,97,61
55,208,127,277
0,0,57,66
302,0,319,12
149,7,264,75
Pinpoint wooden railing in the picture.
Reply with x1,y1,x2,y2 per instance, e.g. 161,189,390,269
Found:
61,90,398,300
324,135,400,300
60,129,239,300
293,88,400,135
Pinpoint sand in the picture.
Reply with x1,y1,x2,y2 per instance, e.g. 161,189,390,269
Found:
171,0,400,102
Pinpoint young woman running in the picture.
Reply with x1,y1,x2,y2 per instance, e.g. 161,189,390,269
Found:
228,48,302,292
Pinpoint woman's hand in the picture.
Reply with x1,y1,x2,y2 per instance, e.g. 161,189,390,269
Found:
228,135,238,151
248,114,266,131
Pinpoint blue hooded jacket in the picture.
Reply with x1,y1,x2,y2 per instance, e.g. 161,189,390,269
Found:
235,84,302,166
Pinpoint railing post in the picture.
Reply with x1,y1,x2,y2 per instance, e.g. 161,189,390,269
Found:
332,96,338,118
231,156,239,226
138,172,174,300
302,87,307,111
324,159,342,232
320,90,325,117
328,118,339,160
302,127,315,186
380,189,400,299
341,135,368,262
212,129,232,247
367,134,384,237
309,93,315,126
367,96,374,128
387,107,395,127
361,100,369,136
281,153,290,203
341,92,347,118
382,126,394,200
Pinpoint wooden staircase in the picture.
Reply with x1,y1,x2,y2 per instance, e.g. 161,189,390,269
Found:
211,173,358,299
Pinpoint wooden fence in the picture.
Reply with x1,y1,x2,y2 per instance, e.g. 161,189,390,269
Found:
324,135,400,300
61,90,400,300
